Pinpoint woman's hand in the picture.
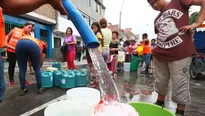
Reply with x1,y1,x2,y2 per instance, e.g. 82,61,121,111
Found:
180,22,201,33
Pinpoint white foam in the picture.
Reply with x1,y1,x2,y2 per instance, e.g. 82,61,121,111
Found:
93,103,139,116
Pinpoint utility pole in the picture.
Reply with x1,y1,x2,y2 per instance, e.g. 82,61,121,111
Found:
118,0,126,40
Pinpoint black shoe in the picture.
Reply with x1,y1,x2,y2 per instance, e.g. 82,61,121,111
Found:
37,88,45,94
176,110,184,116
154,100,165,107
20,88,28,96
142,70,149,74
0,100,2,103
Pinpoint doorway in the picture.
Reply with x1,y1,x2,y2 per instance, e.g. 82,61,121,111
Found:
40,29,49,58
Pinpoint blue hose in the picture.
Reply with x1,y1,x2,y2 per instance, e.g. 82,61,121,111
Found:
62,0,99,48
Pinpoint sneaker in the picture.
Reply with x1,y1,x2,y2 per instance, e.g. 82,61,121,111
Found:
20,88,29,96
37,88,46,94
142,70,149,74
9,81,14,87
112,73,117,80
176,110,184,116
25,81,30,85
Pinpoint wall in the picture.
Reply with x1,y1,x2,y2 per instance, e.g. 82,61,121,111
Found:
70,0,105,21
34,4,56,20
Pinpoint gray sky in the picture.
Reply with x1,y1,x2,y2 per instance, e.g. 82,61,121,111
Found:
104,0,200,39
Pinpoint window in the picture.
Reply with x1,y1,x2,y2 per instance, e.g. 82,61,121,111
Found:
5,22,23,34
54,37,61,48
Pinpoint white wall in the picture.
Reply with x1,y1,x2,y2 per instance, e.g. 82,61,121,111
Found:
56,15,80,37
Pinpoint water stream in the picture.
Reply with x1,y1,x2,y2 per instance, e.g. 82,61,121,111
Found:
88,48,120,103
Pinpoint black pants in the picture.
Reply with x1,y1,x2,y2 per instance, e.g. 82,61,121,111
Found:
76,52,81,62
7,51,16,82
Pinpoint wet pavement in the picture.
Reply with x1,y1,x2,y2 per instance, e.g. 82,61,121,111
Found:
0,62,205,116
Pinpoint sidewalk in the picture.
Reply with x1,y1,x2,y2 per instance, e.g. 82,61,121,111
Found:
3,59,87,72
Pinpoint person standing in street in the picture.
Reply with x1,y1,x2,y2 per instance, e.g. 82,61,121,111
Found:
99,18,112,63
141,33,151,74
0,0,67,102
147,0,205,115
64,27,77,70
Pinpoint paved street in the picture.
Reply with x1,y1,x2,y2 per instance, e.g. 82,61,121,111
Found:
0,61,205,116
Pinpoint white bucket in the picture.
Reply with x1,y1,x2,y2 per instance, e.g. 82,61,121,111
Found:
44,100,94,116
124,63,130,72
66,87,100,108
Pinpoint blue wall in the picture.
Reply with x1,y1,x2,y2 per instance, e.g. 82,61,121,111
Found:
3,14,53,58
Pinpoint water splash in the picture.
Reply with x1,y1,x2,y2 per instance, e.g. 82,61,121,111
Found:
88,48,120,103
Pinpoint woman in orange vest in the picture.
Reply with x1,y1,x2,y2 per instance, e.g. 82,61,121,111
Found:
28,40,47,68
142,33,151,74
5,22,34,87
15,35,46,96
0,0,67,103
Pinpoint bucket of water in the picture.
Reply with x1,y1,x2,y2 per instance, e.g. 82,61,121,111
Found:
66,87,100,108
130,56,142,71
137,46,143,56
124,63,130,72
44,100,94,116
129,102,175,116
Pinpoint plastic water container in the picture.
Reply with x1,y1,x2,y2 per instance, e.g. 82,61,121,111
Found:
53,70,62,87
52,62,61,70
66,87,100,108
60,71,75,89
81,68,88,74
41,71,53,88
75,71,88,87
44,100,94,116
124,63,130,72
130,56,142,71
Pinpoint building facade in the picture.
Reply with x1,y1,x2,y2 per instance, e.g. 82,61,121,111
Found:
3,4,56,58
53,0,106,49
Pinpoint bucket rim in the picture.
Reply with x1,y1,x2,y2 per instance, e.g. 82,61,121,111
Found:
44,100,94,116
128,102,175,115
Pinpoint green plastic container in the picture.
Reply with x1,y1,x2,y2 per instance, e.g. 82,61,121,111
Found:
129,102,175,116
52,62,61,70
60,71,75,89
53,70,62,86
41,71,53,88
130,56,142,71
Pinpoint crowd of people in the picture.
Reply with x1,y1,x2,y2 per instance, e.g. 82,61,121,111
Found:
0,0,205,116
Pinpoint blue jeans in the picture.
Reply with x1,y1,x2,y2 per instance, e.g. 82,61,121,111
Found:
16,40,41,89
144,54,151,72
102,48,109,63
0,54,5,101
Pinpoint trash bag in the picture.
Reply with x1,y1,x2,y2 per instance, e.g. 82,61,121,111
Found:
60,44,68,62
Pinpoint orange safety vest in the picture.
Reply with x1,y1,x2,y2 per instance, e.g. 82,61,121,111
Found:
143,43,151,54
0,8,6,48
21,35,44,54
7,27,24,53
